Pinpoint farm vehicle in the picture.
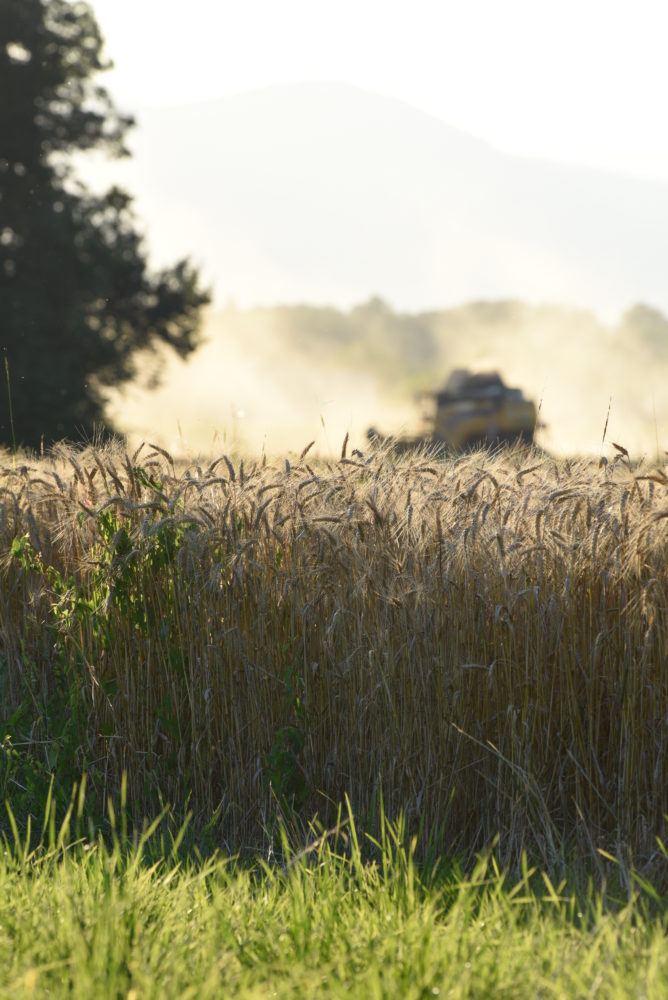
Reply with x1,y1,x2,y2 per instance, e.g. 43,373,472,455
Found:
367,369,538,454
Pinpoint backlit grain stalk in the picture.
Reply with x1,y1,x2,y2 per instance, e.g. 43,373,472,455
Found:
0,438,666,872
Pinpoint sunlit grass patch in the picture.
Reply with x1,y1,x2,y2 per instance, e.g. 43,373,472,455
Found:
0,797,666,1000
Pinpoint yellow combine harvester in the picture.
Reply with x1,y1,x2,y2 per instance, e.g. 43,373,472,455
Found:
368,369,538,453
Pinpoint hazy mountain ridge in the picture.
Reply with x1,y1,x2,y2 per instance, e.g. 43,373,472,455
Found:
122,82,668,318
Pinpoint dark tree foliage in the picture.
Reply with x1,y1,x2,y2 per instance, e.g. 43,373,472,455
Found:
0,0,210,449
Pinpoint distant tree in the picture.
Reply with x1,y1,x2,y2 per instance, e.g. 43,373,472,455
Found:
0,0,210,450
619,304,668,357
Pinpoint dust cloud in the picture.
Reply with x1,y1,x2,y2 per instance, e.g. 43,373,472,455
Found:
105,308,416,459
106,301,668,461
432,304,667,459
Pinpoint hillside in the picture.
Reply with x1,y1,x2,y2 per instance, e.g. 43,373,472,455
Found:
115,82,668,317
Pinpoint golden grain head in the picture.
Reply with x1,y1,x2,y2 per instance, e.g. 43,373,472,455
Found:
0,442,666,869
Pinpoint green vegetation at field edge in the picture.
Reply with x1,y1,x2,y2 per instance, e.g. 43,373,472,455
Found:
0,791,666,1000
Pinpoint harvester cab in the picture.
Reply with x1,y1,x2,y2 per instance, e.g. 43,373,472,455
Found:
368,369,538,453
426,369,537,451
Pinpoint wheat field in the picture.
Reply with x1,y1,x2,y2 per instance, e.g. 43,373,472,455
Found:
1,438,666,871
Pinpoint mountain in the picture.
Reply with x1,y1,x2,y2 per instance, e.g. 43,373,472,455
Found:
108,82,668,317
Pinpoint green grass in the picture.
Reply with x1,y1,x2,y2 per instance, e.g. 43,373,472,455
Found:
1,800,666,1000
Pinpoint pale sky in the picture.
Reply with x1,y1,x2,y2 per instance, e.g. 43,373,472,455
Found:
91,0,668,182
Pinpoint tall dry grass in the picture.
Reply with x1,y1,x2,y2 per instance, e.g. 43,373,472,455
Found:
0,439,666,869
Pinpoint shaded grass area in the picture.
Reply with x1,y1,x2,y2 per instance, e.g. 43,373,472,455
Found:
1,794,667,1000
0,440,666,871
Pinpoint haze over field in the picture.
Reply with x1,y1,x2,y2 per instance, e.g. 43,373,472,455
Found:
72,0,668,465
107,299,668,460
83,81,667,459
